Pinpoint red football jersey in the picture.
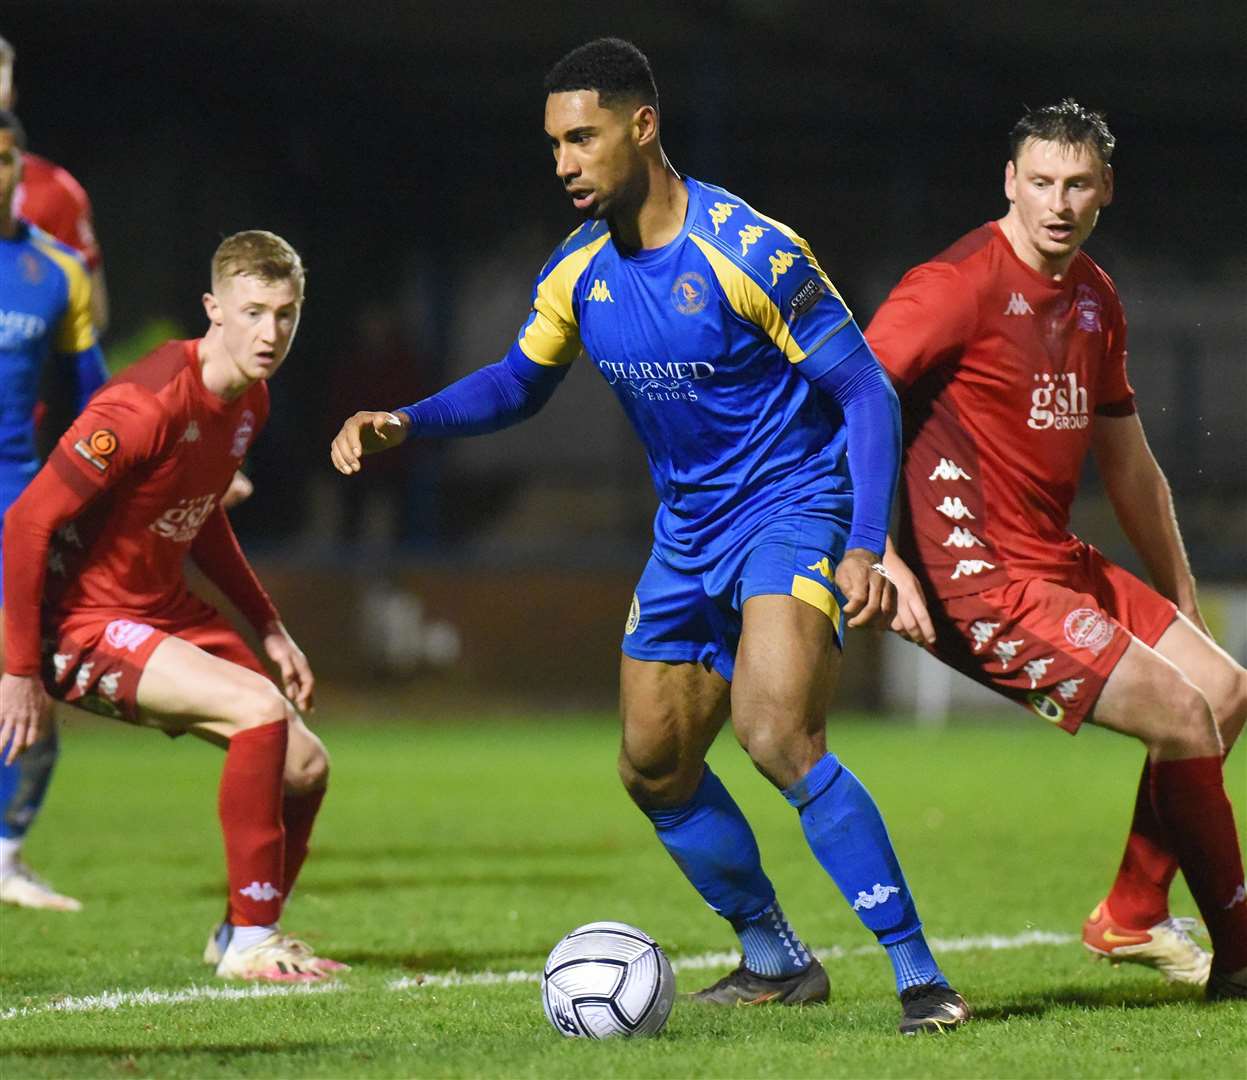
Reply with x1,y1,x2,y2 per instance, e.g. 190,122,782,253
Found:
13,152,102,270
2,340,276,674
865,222,1135,599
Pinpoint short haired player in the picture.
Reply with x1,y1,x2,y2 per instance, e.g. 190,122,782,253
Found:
867,100,1246,1001
332,38,970,1033
0,109,106,912
1,231,345,981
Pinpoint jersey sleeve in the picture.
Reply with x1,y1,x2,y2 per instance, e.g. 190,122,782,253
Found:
46,385,173,502
190,507,280,633
514,227,609,368
689,217,855,373
1094,285,1135,416
864,262,977,388
42,243,98,356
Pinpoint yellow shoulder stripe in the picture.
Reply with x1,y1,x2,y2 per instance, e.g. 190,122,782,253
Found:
518,232,611,367
32,237,97,354
690,233,804,362
753,211,846,307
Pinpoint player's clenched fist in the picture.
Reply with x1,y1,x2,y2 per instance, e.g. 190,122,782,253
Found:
835,548,896,631
330,410,410,474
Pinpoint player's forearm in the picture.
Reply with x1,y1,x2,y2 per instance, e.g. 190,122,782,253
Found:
1106,464,1198,608
807,337,900,557
1,475,76,674
395,346,567,437
189,508,280,634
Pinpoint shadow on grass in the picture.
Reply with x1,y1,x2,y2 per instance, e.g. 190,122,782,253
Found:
4,1041,332,1060
187,869,612,900
330,946,544,972
309,839,636,862
973,982,1203,1022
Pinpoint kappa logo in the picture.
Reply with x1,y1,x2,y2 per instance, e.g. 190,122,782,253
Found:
47,550,67,577
969,620,999,653
105,619,156,653
806,557,835,582
1225,883,1247,911
1074,284,1103,332
1024,656,1055,689
768,248,800,286
1028,691,1065,724
231,410,256,458
707,200,740,235
993,638,1024,669
739,223,768,254
671,272,709,315
1063,607,1115,654
935,496,975,521
75,662,94,693
943,527,984,549
1056,677,1084,703
56,522,83,548
951,559,995,580
238,881,282,902
586,279,614,303
852,883,901,911
1004,291,1034,316
181,421,201,443
98,671,122,700
52,652,73,679
625,594,641,635
928,457,972,481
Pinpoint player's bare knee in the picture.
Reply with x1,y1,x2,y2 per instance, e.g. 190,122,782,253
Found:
285,731,329,794
617,747,697,809
1151,682,1221,760
225,681,295,731
743,725,821,791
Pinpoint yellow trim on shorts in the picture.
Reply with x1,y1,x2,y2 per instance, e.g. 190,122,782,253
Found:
790,574,842,623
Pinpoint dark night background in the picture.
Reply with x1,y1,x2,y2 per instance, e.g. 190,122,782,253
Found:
5,1,1245,582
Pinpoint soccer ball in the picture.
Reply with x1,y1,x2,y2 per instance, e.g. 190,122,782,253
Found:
540,921,675,1039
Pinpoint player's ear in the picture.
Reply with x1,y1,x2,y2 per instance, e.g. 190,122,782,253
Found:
1003,159,1017,203
633,104,658,149
202,291,223,327
1101,163,1114,208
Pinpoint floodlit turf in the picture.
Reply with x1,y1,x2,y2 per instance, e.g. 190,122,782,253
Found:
1,709,1243,1078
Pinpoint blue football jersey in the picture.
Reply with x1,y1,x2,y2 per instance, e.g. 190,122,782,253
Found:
511,177,859,571
0,221,99,479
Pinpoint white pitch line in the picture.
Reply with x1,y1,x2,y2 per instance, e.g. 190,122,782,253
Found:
2,929,1076,1021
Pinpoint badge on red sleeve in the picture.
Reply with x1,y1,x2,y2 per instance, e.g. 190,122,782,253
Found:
73,429,119,473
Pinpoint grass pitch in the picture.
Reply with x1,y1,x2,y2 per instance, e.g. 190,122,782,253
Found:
1,707,1243,1078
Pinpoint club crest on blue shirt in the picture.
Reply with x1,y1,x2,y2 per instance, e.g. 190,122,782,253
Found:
671,272,709,316
20,251,45,285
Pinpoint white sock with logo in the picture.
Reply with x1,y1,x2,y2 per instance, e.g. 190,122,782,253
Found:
228,923,278,952
0,837,22,878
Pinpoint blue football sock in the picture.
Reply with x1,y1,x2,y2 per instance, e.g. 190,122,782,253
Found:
785,752,947,992
0,730,60,841
645,766,811,977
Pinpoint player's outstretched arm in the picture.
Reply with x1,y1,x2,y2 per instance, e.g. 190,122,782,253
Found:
331,348,569,476
1092,413,1208,634
0,673,54,766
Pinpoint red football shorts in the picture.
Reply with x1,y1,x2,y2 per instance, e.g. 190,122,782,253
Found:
927,544,1177,733
42,603,267,726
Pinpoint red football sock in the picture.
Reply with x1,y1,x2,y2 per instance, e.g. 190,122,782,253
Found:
1105,759,1179,929
1151,756,1247,972
220,721,288,927
282,787,326,898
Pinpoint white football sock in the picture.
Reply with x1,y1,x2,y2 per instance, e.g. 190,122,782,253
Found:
0,837,22,878
228,923,278,952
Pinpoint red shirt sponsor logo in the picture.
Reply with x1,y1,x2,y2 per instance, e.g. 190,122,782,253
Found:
1063,607,1115,654
149,493,218,543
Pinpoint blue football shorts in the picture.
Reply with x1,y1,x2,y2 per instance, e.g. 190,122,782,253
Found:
622,513,849,682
